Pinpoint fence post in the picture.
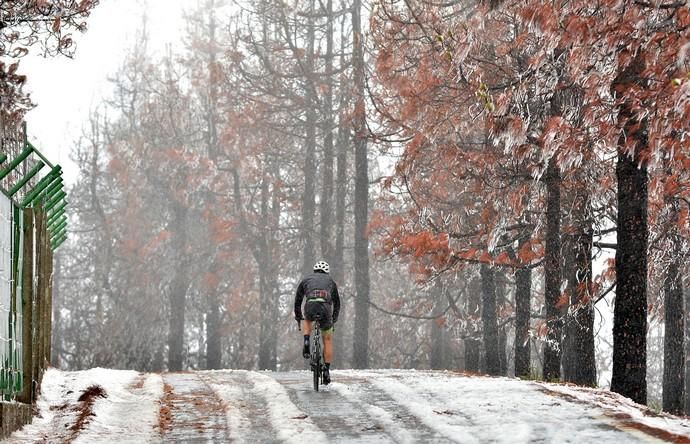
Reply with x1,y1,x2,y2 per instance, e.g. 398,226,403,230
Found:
45,244,53,367
40,208,50,372
37,206,50,377
18,208,33,404
32,206,43,395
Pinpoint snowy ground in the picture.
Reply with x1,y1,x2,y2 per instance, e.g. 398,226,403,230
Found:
7,368,690,443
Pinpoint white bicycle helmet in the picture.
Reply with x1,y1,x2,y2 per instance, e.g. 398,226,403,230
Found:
313,261,330,274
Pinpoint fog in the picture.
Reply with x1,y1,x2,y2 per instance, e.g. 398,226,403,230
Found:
10,0,685,415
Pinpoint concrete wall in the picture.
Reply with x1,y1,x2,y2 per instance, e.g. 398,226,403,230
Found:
0,402,32,439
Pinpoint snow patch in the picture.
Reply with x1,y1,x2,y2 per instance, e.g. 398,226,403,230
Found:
74,372,164,443
8,368,162,443
539,382,690,440
9,368,690,443
7,367,70,442
366,370,661,443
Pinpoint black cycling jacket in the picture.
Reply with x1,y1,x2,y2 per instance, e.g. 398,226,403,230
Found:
294,271,341,323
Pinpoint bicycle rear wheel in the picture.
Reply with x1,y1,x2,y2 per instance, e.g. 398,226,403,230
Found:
313,360,320,391
312,335,321,391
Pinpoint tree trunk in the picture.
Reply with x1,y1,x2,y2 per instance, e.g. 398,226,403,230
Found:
611,56,648,405
168,204,189,371
331,15,350,369
580,239,597,386
300,0,317,276
465,338,480,373
515,264,531,378
465,273,481,373
561,229,576,381
543,158,562,381
562,222,596,386
685,282,690,414
352,0,370,369
431,317,443,370
663,242,684,414
204,7,222,371
481,264,500,375
498,326,507,376
206,288,221,370
319,0,335,266
611,144,648,404
555,79,594,386
269,168,282,369
430,281,445,370
258,270,277,370
258,177,278,371
496,270,507,375
573,227,596,386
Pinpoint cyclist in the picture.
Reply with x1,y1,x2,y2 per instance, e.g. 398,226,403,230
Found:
294,260,340,385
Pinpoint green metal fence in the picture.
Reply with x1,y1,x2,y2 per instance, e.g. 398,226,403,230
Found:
0,121,67,400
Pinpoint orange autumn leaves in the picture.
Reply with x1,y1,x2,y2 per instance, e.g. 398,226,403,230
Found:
376,217,544,277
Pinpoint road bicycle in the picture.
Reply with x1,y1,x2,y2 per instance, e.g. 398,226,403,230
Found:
299,317,327,391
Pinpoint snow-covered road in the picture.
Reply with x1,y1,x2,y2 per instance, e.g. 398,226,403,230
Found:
7,368,690,443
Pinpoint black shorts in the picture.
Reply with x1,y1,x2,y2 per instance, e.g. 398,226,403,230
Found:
305,301,333,331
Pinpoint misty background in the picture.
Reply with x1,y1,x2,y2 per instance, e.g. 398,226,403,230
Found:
13,0,683,413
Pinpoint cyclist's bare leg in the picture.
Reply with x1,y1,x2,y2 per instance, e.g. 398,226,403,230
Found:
323,331,333,364
303,320,312,336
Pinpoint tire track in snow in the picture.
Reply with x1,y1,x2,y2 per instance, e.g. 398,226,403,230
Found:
200,370,274,443
245,371,329,443
271,371,436,443
160,372,229,443
367,373,478,444
328,372,449,443
271,372,389,443
198,372,253,442
202,370,327,443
